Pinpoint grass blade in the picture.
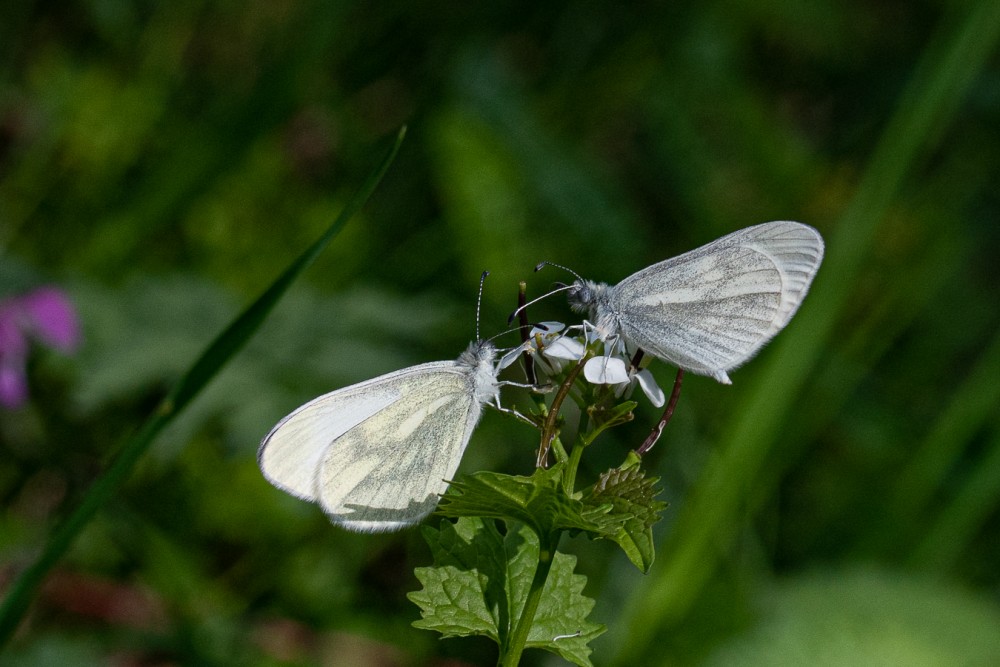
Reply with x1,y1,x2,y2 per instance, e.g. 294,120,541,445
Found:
0,127,407,648
611,2,1000,661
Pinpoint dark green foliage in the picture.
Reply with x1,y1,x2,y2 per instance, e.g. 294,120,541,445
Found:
409,518,604,666
3,1,1000,665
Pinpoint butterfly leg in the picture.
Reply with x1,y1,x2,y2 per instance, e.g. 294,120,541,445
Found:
490,392,540,427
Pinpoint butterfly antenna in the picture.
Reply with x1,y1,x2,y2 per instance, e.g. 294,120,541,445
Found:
476,270,489,341
535,260,583,282
486,321,555,346
506,283,576,324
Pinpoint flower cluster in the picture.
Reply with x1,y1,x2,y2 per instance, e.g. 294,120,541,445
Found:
506,322,665,408
0,287,80,409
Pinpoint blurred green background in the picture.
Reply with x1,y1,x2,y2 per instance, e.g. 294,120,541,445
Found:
2,1,1000,665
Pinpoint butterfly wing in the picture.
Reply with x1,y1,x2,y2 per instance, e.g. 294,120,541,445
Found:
259,373,404,502
258,358,491,532
259,359,474,495
609,221,823,383
316,364,484,531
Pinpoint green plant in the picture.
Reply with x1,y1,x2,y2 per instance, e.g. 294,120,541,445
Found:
407,320,671,665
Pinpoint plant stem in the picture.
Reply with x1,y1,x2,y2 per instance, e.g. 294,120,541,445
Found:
537,354,589,467
499,533,557,667
636,368,684,455
565,436,585,496
549,433,569,465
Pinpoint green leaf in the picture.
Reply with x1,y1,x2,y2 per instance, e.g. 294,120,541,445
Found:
0,128,407,648
408,517,605,667
525,548,606,667
414,517,509,641
583,452,667,572
436,464,615,540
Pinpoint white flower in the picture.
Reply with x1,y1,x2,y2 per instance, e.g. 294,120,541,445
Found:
543,335,586,360
584,356,629,384
499,320,665,407
582,357,665,407
500,321,589,371
498,322,580,370
634,369,665,407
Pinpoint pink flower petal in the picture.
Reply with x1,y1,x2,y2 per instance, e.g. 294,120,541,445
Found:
0,310,28,358
19,287,80,352
0,362,28,409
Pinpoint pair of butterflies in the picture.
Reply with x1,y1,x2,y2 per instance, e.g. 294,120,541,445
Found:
258,221,825,532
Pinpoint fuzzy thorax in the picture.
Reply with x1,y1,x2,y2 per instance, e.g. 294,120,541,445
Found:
459,340,500,404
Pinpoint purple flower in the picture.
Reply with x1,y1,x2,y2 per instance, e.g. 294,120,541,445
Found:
0,287,80,409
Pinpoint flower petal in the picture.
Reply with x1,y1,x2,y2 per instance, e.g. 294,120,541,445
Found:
498,343,528,370
19,287,80,352
0,310,28,358
0,362,28,409
635,369,665,407
530,322,564,337
584,356,629,385
543,336,586,360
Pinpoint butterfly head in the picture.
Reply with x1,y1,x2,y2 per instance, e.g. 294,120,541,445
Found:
566,279,608,317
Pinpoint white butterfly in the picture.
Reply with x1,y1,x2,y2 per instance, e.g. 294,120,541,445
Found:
564,221,824,384
258,340,500,532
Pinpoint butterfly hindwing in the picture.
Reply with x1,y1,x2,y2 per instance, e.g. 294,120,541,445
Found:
258,342,499,532
317,365,481,531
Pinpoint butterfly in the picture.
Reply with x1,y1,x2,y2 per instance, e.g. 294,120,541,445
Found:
259,340,500,532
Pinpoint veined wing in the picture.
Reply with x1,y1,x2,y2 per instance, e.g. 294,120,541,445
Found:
258,360,462,503
612,221,823,380
316,364,482,531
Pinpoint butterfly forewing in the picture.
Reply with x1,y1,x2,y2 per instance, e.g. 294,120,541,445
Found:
609,221,823,381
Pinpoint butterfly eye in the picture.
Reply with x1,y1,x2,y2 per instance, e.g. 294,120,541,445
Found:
566,281,591,311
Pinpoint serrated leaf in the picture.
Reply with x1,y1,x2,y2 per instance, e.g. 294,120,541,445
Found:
408,518,605,666
584,453,667,572
437,464,615,540
408,518,507,641
525,544,606,667
442,518,510,635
